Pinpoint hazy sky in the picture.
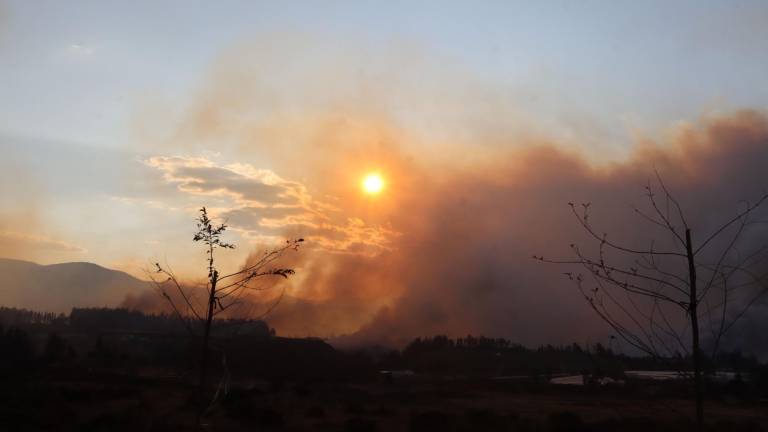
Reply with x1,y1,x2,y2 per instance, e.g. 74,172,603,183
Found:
2,1,768,346
3,1,768,148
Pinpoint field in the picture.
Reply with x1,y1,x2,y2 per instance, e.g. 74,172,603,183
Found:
2,371,767,431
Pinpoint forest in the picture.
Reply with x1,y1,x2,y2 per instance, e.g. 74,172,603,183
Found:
1,306,766,431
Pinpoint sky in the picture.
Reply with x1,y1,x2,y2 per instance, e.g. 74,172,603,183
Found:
1,1,768,349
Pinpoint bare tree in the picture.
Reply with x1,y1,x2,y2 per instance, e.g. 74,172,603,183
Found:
535,173,768,430
148,207,302,422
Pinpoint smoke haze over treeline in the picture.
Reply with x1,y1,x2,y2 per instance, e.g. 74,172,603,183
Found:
121,107,768,358
1,38,767,356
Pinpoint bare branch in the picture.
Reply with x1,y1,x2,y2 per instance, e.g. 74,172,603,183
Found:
654,169,689,231
567,203,686,257
694,194,768,256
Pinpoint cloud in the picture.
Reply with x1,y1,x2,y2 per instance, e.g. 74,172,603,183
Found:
144,155,397,255
147,156,289,205
65,43,94,56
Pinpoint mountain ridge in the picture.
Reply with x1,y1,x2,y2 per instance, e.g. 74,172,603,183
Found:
0,257,152,313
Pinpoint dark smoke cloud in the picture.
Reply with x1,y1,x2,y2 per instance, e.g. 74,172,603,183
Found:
134,102,768,355
289,110,768,351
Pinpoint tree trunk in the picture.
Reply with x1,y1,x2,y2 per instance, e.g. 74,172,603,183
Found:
685,229,704,431
197,271,218,423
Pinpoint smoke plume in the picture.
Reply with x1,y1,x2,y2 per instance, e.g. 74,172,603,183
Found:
124,41,768,355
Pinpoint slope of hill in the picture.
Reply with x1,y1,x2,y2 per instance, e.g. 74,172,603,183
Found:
0,258,151,312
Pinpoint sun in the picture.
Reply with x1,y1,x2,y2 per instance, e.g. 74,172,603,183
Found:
362,173,385,195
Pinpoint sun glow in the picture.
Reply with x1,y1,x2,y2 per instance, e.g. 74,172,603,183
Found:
362,173,385,195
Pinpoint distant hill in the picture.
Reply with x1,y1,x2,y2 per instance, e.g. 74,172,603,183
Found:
0,258,151,312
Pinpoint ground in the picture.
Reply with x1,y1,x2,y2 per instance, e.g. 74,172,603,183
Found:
1,372,766,431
